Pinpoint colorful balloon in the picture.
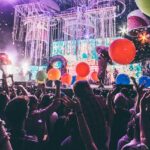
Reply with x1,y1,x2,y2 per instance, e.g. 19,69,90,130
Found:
37,80,45,84
76,62,90,77
48,68,61,81
76,75,87,81
109,38,136,65
0,53,11,65
116,74,130,85
61,73,72,85
139,76,150,88
135,0,150,17
36,70,47,81
91,71,99,81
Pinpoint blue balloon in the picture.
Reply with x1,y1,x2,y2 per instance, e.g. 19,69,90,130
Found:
139,76,150,88
116,74,130,85
71,75,76,85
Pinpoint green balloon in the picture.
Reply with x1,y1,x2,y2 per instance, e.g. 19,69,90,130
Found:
36,70,47,81
136,0,150,16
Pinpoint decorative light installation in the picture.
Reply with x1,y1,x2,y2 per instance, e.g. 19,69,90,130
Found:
119,25,128,35
138,32,150,44
13,2,55,65
13,0,126,65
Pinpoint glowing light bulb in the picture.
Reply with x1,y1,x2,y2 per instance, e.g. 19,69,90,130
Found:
138,32,149,44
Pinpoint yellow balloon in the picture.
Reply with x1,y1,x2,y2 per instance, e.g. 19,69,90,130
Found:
136,0,150,17
37,80,45,84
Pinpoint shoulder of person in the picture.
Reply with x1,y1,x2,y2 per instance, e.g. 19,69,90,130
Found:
136,143,149,150
24,135,38,143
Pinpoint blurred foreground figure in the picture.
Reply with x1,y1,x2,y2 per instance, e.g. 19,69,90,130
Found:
0,119,13,150
5,96,39,150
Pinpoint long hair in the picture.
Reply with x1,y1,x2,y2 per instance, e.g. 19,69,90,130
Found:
73,81,107,149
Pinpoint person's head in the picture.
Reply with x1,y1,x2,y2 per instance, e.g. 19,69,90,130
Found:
73,80,93,98
5,96,29,128
28,95,38,112
114,93,128,109
0,92,9,112
120,88,130,98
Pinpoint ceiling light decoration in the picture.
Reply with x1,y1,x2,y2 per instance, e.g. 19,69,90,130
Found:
13,0,126,65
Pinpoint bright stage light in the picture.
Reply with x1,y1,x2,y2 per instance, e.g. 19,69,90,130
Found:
22,61,29,75
119,26,128,35
138,32,149,44
5,49,18,64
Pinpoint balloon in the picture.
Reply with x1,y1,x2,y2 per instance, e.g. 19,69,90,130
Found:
139,76,150,88
36,70,47,81
48,68,61,80
76,62,90,77
109,38,136,65
61,73,72,85
0,54,11,65
91,71,99,81
116,74,130,85
37,80,45,84
76,75,87,81
135,0,150,17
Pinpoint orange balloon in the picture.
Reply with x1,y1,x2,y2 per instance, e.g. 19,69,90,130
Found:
109,38,136,65
76,62,90,77
48,68,61,80
61,73,72,85
76,75,87,81
91,71,99,81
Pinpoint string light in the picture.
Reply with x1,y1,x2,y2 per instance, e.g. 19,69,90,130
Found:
138,32,149,44
119,25,128,35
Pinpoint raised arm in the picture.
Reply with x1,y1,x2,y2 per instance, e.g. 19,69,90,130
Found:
2,72,9,96
131,77,145,113
106,89,116,126
17,85,30,96
63,97,98,150
54,80,61,98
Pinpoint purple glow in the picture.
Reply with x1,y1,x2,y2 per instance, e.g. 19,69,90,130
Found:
0,0,16,3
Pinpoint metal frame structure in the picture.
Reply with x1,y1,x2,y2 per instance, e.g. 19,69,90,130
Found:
13,0,126,65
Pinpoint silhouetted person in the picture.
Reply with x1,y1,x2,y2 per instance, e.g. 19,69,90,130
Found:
96,46,112,88
5,96,39,150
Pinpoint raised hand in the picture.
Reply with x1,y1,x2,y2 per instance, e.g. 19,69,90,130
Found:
131,76,146,113
62,96,82,113
54,80,61,88
131,76,145,96
17,85,30,96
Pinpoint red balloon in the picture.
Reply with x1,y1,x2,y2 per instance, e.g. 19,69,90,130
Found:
61,73,72,85
109,38,136,65
48,68,61,81
76,62,90,77
91,71,99,81
76,75,87,81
